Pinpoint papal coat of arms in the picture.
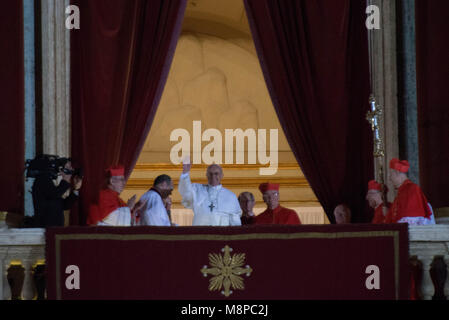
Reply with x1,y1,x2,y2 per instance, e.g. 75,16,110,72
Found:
200,245,253,297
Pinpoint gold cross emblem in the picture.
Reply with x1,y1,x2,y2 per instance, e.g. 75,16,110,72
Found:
201,245,253,297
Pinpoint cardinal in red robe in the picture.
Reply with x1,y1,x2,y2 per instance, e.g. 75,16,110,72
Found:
366,180,389,224
384,159,432,224
384,159,434,300
254,183,301,225
87,165,141,226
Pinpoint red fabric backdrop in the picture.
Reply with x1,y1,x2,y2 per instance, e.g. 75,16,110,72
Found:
70,0,186,225
416,0,449,208
0,1,24,214
244,0,373,223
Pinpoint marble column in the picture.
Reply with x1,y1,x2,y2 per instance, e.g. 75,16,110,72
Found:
21,259,35,300
41,0,71,158
370,0,399,200
397,0,419,184
0,250,5,300
24,0,36,217
444,255,449,299
418,255,435,300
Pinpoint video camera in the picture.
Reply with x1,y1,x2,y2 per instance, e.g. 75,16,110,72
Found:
25,154,83,179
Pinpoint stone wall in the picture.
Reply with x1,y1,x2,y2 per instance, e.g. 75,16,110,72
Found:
138,32,295,164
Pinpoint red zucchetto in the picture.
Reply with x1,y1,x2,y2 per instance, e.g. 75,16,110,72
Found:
259,183,280,194
368,180,382,191
389,158,410,173
107,165,125,177
368,180,388,193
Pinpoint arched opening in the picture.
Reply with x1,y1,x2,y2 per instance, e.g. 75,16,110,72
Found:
123,0,328,225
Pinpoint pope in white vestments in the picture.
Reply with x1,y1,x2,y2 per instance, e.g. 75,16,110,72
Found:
179,163,241,226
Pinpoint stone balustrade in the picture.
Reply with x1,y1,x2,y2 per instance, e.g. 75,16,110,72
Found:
409,224,449,300
1,224,448,300
0,227,45,300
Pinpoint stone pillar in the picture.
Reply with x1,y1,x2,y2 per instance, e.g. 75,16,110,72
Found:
444,255,449,299
24,0,36,217
21,259,35,300
419,255,435,300
370,0,399,200
33,263,46,300
41,0,71,157
2,262,12,300
397,0,419,184
6,263,24,300
0,250,5,300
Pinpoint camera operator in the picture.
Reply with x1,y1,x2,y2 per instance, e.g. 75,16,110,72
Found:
32,161,82,227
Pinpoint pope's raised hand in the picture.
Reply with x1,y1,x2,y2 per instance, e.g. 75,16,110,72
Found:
182,162,191,174
182,156,191,174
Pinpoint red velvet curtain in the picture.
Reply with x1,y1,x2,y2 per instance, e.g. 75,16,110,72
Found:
244,0,373,222
0,1,24,214
416,0,449,208
71,0,186,225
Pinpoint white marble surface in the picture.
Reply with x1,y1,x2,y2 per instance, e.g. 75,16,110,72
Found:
0,228,45,245
408,225,449,242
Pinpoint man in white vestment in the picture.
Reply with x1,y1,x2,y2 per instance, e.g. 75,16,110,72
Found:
136,174,173,226
178,162,241,226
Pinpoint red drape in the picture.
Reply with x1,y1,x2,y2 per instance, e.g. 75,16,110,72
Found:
244,0,373,222
416,0,449,208
0,1,24,214
71,0,186,225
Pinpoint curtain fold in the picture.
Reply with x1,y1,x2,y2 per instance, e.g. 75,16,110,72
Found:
416,0,449,208
0,1,24,214
244,0,373,222
71,0,186,225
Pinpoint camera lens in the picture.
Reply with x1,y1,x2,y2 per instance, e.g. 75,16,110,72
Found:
63,168,74,175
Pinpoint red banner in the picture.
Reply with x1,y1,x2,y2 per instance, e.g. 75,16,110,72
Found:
46,224,409,300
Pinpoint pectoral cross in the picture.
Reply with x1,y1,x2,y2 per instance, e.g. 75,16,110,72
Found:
209,202,215,212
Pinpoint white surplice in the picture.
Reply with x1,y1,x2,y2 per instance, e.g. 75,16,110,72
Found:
97,207,131,226
178,172,242,226
137,189,171,226
397,202,436,225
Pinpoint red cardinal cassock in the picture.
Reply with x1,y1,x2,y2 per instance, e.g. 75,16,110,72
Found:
367,180,389,224
254,183,301,225
87,166,131,226
385,159,431,224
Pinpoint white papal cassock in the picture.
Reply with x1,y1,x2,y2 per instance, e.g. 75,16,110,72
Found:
178,172,242,226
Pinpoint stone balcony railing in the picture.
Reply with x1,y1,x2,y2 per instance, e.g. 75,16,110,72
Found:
0,227,45,300
1,224,448,300
408,224,449,299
